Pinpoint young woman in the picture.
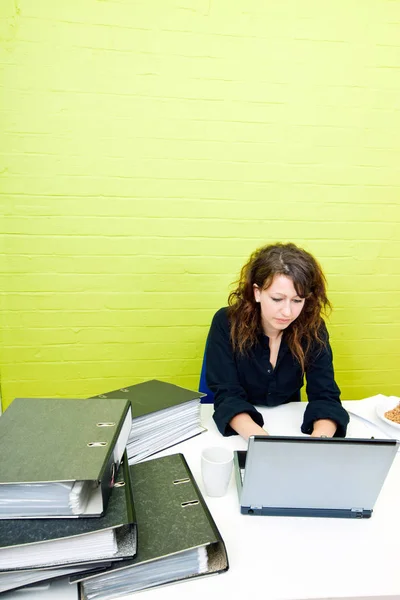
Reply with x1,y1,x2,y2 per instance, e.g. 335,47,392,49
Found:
206,242,349,440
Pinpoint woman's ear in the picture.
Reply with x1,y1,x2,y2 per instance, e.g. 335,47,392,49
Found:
253,284,261,303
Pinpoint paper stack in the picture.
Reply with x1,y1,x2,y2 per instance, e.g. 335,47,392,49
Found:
91,379,207,464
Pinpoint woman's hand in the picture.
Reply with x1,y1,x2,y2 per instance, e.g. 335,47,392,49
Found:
229,413,269,441
310,418,337,438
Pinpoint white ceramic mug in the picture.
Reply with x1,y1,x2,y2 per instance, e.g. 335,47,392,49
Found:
201,446,233,497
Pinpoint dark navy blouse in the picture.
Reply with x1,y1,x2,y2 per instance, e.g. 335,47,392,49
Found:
206,307,349,437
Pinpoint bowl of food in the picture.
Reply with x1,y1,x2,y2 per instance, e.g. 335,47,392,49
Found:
376,397,400,431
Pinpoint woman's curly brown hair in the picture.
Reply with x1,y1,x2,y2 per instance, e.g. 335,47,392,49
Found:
228,242,332,372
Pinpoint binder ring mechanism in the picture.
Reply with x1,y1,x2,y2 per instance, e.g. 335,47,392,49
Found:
87,441,108,447
173,478,199,508
181,500,199,508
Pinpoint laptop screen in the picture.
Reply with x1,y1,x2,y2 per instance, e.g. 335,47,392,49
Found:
240,436,398,514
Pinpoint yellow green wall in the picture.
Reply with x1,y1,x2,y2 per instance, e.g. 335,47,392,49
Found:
1,0,400,410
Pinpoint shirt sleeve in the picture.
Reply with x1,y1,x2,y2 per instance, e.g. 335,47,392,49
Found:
301,322,349,437
206,308,265,436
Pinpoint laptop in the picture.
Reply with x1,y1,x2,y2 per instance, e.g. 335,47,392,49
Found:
234,435,398,518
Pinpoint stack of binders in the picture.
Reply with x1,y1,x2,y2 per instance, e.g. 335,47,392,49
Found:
90,379,207,464
0,397,137,595
0,391,229,598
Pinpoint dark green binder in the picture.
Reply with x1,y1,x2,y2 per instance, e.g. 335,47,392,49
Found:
0,455,137,572
75,453,229,598
90,379,206,417
91,380,207,464
0,397,131,518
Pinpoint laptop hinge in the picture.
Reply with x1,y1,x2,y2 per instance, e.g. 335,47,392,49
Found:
351,507,364,518
250,505,262,511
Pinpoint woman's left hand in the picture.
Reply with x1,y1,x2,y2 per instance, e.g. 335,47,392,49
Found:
310,418,337,438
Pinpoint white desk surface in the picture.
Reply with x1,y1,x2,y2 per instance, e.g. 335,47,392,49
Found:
8,398,400,600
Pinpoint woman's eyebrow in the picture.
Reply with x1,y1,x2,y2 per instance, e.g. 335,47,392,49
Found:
270,291,302,299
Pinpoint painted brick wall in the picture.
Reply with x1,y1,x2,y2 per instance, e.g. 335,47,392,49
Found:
1,0,400,409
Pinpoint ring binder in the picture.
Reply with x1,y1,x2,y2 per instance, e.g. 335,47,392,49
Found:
0,398,132,518
74,453,229,599
90,380,206,464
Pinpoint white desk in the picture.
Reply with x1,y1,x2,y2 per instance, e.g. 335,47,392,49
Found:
126,399,400,600
9,400,400,600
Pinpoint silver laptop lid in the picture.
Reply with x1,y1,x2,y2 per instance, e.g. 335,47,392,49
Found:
241,436,398,512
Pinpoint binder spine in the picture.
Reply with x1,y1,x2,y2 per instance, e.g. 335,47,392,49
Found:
96,402,131,481
119,453,136,526
90,402,131,516
177,453,229,571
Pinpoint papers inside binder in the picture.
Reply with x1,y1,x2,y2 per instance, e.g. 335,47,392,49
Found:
80,547,208,600
0,480,100,518
0,566,86,594
127,399,205,464
0,530,118,570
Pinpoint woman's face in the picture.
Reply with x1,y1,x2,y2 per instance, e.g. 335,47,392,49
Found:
253,274,305,336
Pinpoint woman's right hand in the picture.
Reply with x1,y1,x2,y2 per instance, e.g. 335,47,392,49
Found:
229,413,269,441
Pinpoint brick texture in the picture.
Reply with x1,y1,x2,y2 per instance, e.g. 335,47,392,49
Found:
1,0,400,409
